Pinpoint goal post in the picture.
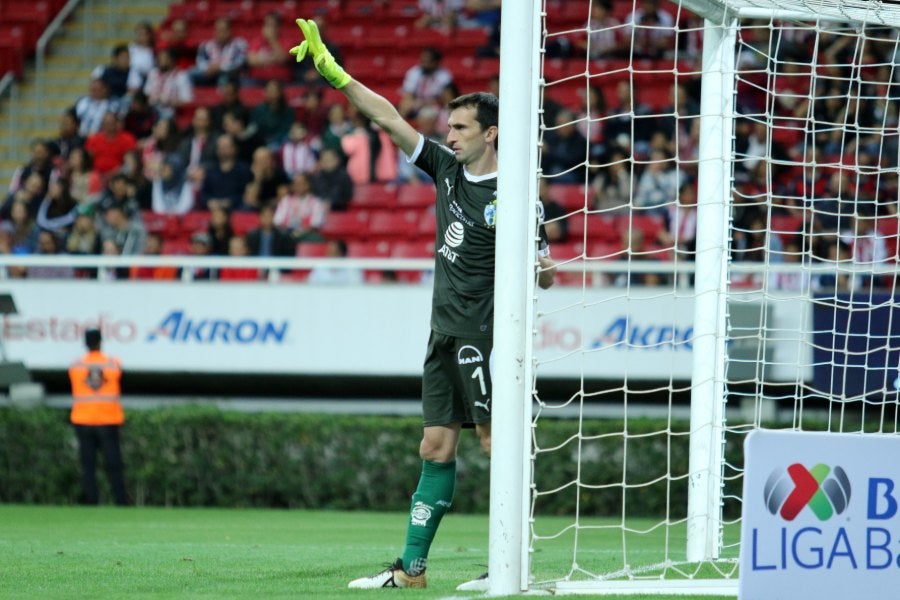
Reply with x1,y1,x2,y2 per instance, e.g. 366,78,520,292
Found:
686,14,737,564
492,0,900,595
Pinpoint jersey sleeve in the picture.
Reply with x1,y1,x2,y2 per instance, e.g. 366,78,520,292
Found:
409,135,457,181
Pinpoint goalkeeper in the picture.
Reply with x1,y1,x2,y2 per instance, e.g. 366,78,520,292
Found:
291,18,556,590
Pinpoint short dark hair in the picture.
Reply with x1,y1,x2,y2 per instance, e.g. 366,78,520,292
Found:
85,328,102,350
448,92,499,132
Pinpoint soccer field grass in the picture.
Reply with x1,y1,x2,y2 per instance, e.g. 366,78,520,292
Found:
1,505,736,599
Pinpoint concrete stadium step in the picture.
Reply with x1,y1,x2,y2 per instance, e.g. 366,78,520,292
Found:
0,0,177,186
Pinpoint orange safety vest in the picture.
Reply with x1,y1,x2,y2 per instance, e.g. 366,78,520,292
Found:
69,351,124,426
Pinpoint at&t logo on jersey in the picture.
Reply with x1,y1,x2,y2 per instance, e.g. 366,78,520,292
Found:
438,221,464,263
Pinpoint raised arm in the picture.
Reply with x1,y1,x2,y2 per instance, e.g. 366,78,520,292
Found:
290,19,419,156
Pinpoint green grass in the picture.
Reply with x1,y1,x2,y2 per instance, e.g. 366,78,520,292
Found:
0,505,738,599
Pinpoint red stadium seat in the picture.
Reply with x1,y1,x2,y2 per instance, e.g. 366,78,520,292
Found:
296,241,330,257
549,183,589,211
141,211,181,239
397,183,436,208
368,209,418,238
568,212,621,244
624,214,665,242
352,182,399,210
231,211,260,236
181,210,212,235
320,210,369,240
391,239,434,258
416,210,437,239
347,239,392,258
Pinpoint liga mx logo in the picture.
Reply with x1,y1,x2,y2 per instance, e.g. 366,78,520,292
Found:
764,463,851,521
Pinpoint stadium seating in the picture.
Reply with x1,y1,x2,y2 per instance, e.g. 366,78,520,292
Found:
0,0,67,78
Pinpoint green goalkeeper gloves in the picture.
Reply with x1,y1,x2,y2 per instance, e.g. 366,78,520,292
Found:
290,18,352,89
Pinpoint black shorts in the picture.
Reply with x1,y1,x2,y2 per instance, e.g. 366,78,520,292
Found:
421,331,493,427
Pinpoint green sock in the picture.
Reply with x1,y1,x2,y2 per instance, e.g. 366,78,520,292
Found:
401,460,456,575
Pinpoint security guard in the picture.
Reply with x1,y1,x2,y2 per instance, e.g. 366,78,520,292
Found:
69,328,127,505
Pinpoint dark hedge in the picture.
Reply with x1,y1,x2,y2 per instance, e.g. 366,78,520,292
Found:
0,405,755,515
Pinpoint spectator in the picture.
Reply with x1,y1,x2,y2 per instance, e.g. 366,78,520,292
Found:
206,206,233,256
73,78,121,137
633,149,684,215
85,112,138,177
576,86,607,153
130,232,177,280
91,44,138,100
3,172,46,219
415,0,465,32
141,118,179,178
625,0,676,59
245,12,291,85
143,48,194,121
308,239,363,285
541,109,588,184
842,214,889,289
120,150,152,210
245,203,295,257
182,231,217,280
151,154,194,215
199,134,252,212
222,107,265,163
219,235,260,281
7,139,54,200
398,47,454,118
538,179,569,244
770,240,812,292
274,172,328,241
64,147,103,206
311,147,354,211
191,17,248,86
66,204,102,256
659,182,698,259
97,173,140,215
243,147,288,211
36,178,79,235
27,231,75,279
251,80,295,147
320,102,352,155
341,108,382,185
5,199,40,254
614,228,666,287
209,79,245,131
398,105,441,183
296,88,328,137
463,0,501,28
177,106,219,170
575,0,624,59
99,204,146,255
53,110,85,162
122,91,158,141
157,18,194,70
591,148,632,213
98,238,131,281
603,80,655,157
280,121,320,178
129,21,157,91
68,328,127,505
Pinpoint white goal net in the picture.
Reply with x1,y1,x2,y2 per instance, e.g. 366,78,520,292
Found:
492,0,900,595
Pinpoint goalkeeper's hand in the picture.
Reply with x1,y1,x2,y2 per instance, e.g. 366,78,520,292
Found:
290,18,352,89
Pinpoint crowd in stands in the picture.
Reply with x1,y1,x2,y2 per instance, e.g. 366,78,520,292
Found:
2,0,897,290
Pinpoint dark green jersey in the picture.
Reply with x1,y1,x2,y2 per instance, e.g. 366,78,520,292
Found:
413,136,499,338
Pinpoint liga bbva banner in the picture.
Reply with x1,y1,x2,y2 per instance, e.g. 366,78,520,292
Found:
740,430,900,599
0,282,808,378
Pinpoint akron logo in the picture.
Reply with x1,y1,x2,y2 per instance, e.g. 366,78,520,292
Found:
444,222,465,248
764,463,851,521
